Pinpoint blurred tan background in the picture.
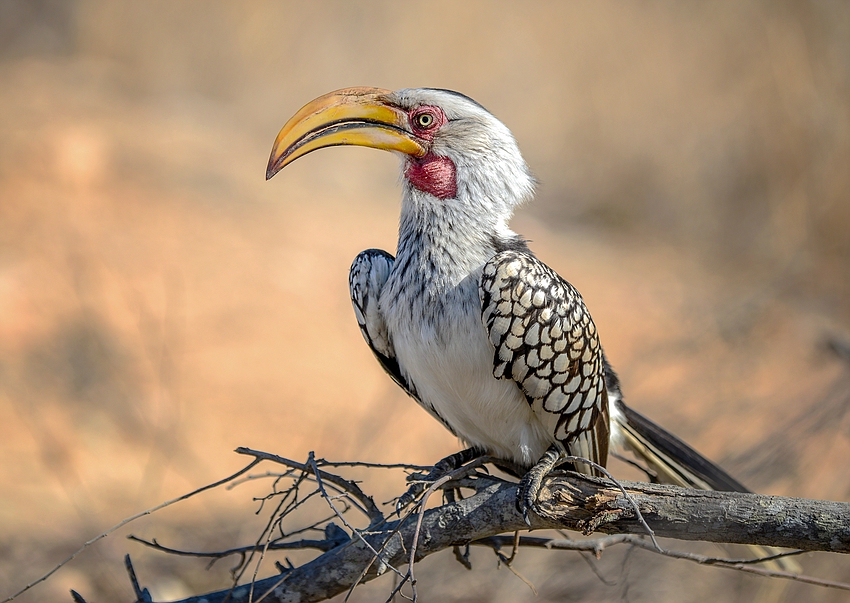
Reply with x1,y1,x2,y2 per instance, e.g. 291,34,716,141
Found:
1,1,849,601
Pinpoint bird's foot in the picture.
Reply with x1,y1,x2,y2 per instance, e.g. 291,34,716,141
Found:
517,446,565,526
396,448,479,513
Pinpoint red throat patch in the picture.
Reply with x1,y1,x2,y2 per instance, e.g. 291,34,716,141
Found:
405,155,457,200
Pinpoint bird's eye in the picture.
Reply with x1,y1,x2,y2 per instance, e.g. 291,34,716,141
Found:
415,112,435,129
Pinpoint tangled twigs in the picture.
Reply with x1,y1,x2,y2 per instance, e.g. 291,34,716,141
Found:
164,452,850,602
1,458,263,603
391,456,494,602
236,447,384,526
305,452,407,583
19,447,850,603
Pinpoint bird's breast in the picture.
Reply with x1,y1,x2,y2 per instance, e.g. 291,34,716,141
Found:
382,276,552,467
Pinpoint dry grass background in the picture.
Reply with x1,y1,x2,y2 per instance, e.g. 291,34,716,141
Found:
0,1,849,601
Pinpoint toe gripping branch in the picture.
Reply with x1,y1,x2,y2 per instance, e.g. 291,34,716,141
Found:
396,445,575,529
396,448,480,513
517,445,565,526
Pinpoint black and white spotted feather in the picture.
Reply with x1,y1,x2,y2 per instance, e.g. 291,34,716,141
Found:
349,250,408,393
480,249,610,474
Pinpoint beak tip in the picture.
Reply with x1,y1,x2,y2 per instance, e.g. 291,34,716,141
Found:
265,157,282,181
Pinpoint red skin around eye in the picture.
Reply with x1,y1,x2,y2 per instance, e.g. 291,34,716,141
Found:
405,106,457,199
409,106,447,140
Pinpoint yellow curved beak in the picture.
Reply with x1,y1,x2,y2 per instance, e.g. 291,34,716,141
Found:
266,87,426,180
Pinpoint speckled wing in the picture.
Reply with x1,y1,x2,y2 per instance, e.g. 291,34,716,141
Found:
480,250,609,474
349,249,417,399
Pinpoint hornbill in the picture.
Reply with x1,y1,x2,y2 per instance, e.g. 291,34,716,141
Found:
265,87,754,523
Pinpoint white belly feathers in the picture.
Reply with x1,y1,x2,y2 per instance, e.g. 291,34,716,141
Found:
388,296,553,467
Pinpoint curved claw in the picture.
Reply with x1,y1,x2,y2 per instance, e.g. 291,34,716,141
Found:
394,448,480,515
516,446,565,526
517,470,545,526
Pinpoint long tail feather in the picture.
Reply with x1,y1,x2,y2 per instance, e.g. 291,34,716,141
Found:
615,401,748,492
611,398,801,573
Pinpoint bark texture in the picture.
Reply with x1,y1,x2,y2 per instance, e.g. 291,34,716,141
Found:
166,474,850,603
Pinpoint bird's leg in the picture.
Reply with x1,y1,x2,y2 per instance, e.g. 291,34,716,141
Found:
517,445,566,526
396,447,480,512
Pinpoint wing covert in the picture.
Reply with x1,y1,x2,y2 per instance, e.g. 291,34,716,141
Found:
480,250,609,472
350,249,416,398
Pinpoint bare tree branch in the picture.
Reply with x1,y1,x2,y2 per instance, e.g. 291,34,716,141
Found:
534,475,850,552
148,468,849,603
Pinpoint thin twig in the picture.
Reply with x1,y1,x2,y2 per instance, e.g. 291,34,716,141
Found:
315,459,432,471
237,447,384,525
234,469,309,590
242,467,321,601
554,529,621,586
228,470,298,490
343,470,470,603
486,531,538,595
248,518,279,603
125,555,153,603
252,571,293,603
345,501,420,603
406,457,493,602
408,474,450,601
471,534,850,592
305,452,406,582
1,459,261,603
472,534,803,564
559,455,662,552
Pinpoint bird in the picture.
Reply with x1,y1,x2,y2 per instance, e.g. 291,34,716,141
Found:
265,87,757,522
